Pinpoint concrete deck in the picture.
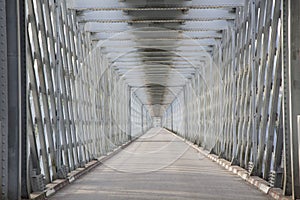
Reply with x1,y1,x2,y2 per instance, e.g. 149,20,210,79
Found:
50,128,271,200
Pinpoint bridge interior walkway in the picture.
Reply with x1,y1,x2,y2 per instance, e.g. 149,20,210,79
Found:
0,0,300,199
50,128,271,200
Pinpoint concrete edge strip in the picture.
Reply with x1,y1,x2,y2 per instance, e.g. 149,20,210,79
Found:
164,129,292,200
29,139,134,200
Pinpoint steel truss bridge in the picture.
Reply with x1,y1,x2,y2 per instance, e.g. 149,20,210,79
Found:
0,0,300,199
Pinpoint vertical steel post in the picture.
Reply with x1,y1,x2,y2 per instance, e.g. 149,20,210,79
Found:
218,41,223,153
282,0,300,198
55,0,63,170
183,86,188,137
19,0,27,197
250,0,257,173
141,104,144,134
231,27,237,160
127,86,132,140
4,0,24,198
0,0,8,198
171,103,173,131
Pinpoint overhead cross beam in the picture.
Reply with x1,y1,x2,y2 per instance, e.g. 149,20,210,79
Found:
90,31,223,40
84,20,233,32
68,0,245,10
77,9,236,23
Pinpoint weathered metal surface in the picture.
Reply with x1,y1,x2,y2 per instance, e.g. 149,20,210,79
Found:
0,0,8,198
282,0,300,198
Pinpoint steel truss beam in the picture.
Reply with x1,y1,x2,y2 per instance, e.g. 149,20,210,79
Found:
162,0,286,196
77,9,236,23
84,20,232,32
68,0,245,10
25,1,154,197
90,31,223,41
282,0,300,198
1,0,293,198
0,0,26,199
0,0,7,198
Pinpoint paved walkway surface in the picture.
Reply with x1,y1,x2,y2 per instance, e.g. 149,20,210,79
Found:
50,128,271,200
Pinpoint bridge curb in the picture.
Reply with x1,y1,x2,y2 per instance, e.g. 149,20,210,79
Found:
29,139,135,200
166,130,292,200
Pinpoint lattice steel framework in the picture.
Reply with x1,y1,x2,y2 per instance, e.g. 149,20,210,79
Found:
0,0,300,199
26,0,152,195
163,0,299,198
